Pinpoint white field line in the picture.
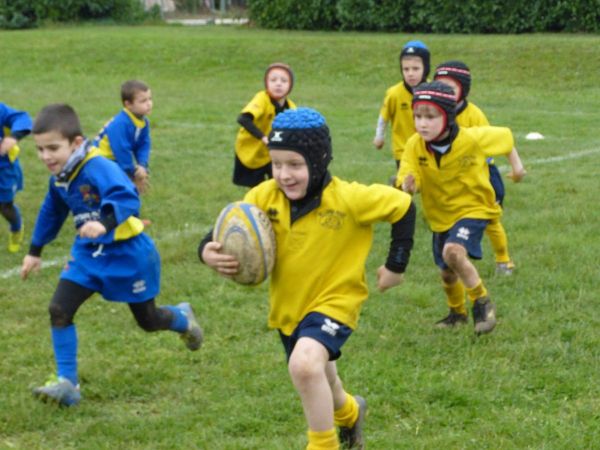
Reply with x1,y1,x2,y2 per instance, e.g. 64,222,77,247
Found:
497,147,600,172
1,223,208,280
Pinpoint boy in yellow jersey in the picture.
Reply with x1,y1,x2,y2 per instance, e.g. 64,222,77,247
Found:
373,40,430,177
434,60,526,276
94,80,153,195
398,82,525,333
233,62,296,187
200,107,416,449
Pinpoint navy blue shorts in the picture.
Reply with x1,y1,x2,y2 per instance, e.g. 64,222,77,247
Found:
432,218,489,270
279,312,353,362
60,233,160,303
488,163,505,206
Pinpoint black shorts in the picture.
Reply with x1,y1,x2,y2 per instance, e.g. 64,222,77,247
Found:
232,154,272,187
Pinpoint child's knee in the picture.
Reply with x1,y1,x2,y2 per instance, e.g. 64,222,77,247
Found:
48,302,74,327
442,243,466,267
288,348,325,385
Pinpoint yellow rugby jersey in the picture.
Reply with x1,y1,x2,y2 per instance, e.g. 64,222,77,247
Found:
235,90,296,169
379,82,417,161
244,176,412,335
456,102,490,127
398,127,513,232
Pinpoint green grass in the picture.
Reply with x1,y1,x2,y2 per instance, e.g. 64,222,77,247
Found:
1,25,599,449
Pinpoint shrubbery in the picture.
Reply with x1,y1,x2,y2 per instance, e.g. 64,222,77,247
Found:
0,0,157,29
248,0,600,33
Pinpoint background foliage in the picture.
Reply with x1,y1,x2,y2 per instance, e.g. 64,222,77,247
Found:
248,0,600,33
1,25,599,449
0,0,155,29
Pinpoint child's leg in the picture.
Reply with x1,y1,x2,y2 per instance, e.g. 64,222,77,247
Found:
289,337,339,449
128,300,203,351
0,201,21,231
47,279,94,385
485,218,511,264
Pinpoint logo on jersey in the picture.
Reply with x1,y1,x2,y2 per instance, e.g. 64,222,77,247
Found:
267,207,279,222
459,155,476,168
400,102,409,110
318,210,346,230
457,227,471,241
79,185,100,206
418,156,428,166
132,280,147,294
270,131,284,142
321,318,340,337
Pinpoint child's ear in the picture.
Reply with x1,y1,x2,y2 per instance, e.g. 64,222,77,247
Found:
72,135,85,147
123,100,132,110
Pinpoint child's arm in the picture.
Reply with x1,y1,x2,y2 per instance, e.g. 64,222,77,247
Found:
198,230,240,278
0,104,32,157
134,165,149,194
506,147,526,182
373,115,387,149
377,201,416,292
237,113,268,145
106,121,137,177
0,136,17,156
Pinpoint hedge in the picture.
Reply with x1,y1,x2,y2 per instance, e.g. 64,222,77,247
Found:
248,0,600,33
0,0,156,29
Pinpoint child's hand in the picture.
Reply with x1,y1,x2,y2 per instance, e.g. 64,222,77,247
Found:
261,136,269,146
376,265,404,292
134,166,150,194
0,137,17,156
79,221,107,239
21,255,42,280
401,174,416,194
373,137,384,150
508,168,527,183
202,241,240,278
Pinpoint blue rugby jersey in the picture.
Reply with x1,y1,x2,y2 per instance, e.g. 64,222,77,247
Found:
93,108,151,177
31,149,144,251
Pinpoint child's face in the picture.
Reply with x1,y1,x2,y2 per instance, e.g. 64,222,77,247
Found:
401,56,425,87
436,77,461,102
413,104,446,142
34,131,83,175
125,89,153,117
270,149,309,200
266,68,291,100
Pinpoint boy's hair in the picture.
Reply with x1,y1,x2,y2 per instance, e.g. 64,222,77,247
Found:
32,104,83,141
434,60,471,101
121,80,149,103
264,62,294,94
400,40,430,81
413,81,457,130
268,107,331,188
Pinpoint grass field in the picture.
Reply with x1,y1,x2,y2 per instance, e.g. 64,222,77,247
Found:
1,25,599,449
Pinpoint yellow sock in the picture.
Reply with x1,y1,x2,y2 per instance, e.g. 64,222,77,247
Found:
307,428,339,450
486,219,511,263
442,280,467,315
466,280,488,303
334,392,359,428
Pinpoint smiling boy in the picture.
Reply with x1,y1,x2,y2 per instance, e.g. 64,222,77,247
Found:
22,104,202,406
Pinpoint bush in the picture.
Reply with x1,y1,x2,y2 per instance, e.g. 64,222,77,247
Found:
248,0,600,33
0,0,152,29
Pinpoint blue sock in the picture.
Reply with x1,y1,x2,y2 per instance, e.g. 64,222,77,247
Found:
164,306,189,333
51,325,78,386
9,204,22,232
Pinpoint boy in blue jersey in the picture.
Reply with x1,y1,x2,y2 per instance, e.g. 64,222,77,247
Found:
0,102,32,253
434,60,526,276
21,104,202,407
94,80,153,194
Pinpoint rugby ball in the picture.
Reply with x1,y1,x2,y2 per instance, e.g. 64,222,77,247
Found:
213,202,276,285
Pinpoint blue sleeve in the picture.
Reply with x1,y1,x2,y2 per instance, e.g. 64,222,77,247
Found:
30,179,70,248
87,158,140,224
0,103,33,136
134,119,151,168
105,117,136,176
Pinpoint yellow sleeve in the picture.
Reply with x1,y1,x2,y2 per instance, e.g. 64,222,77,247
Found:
469,126,514,157
241,91,268,119
345,182,412,225
397,134,422,190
